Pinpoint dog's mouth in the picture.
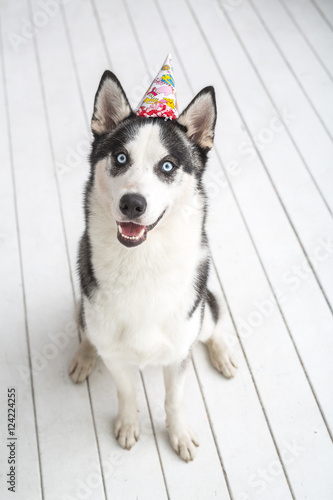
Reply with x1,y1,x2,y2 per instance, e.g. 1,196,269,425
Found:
116,211,165,248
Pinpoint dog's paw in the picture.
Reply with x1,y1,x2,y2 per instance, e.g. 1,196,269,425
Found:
115,416,140,450
168,424,199,462
69,347,96,384
208,341,238,379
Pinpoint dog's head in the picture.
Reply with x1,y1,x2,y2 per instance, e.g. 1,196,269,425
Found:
89,71,216,248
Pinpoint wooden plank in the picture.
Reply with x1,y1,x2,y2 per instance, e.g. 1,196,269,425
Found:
0,26,42,500
61,0,109,122
127,1,294,498
156,0,333,498
192,0,333,308
1,1,106,498
206,0,333,429
207,151,333,500
251,0,333,138
313,0,333,28
89,0,149,109
193,263,294,500
30,0,168,497
280,0,333,77
142,364,232,500
88,362,169,500
28,0,89,295
225,0,333,216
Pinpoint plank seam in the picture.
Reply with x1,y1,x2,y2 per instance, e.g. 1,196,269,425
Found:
140,372,171,500
26,0,76,309
310,0,333,31
0,16,44,500
211,260,297,500
217,0,333,218
59,6,112,498
190,357,234,500
249,0,333,143
90,0,113,70
192,0,333,313
278,0,333,82
60,4,91,130
26,1,108,497
213,145,333,442
187,0,333,440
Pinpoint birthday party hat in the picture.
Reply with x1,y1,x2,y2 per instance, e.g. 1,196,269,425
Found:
135,54,179,120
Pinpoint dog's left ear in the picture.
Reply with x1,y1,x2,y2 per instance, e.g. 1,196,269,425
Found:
91,71,132,135
178,87,217,150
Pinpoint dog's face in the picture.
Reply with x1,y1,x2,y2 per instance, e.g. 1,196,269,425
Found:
89,71,216,248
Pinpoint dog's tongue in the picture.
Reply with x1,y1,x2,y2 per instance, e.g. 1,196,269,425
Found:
119,222,146,237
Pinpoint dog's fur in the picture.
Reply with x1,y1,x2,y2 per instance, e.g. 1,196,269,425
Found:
69,70,237,462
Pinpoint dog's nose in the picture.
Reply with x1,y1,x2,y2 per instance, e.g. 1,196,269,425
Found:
119,193,147,219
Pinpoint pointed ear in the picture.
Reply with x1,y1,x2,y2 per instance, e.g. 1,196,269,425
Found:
91,71,132,135
178,87,217,150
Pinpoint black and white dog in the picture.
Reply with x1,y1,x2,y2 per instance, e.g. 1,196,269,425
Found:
69,71,237,462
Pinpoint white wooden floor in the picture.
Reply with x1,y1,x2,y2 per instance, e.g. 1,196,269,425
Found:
1,0,333,499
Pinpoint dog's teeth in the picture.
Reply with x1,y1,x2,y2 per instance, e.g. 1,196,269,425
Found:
119,227,145,241
118,225,123,234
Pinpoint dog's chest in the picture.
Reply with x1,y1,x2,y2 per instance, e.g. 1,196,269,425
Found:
84,292,198,367
85,243,202,366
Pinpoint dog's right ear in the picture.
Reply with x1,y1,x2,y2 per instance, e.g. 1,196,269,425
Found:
178,87,216,151
91,71,132,135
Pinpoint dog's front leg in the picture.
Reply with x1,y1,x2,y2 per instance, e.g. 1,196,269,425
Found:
103,359,140,450
163,361,199,462
69,335,96,384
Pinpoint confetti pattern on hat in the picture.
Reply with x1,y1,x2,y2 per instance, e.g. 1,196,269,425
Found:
135,54,179,120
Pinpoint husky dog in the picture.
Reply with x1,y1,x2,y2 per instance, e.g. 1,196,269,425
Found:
69,70,237,462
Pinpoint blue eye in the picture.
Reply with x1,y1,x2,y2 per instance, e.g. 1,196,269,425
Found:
161,161,174,173
116,153,127,164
